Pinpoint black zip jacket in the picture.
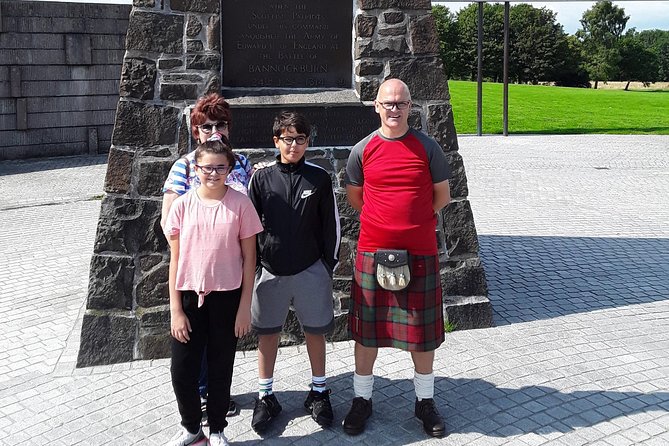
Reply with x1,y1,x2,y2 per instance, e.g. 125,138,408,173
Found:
248,156,340,276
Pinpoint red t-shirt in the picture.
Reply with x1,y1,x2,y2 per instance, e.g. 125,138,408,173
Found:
346,129,451,255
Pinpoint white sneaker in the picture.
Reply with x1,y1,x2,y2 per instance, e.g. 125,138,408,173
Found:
208,431,229,446
167,426,207,446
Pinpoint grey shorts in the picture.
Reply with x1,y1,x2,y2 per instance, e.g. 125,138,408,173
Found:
252,259,335,335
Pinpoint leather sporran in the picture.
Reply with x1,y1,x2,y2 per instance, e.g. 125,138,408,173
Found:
375,249,411,291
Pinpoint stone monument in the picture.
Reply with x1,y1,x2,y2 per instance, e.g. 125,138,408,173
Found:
77,0,492,367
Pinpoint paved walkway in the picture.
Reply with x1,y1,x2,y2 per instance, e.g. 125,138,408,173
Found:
0,135,668,445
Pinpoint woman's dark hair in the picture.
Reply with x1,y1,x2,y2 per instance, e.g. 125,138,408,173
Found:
191,93,233,140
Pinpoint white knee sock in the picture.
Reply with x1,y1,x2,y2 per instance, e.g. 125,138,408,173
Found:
353,372,374,400
312,375,327,393
259,377,273,398
414,371,434,401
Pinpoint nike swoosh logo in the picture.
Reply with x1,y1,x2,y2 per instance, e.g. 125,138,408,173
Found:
301,190,314,199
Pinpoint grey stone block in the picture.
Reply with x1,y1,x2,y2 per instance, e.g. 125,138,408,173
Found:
21,79,119,97
126,11,184,55
378,25,406,37
441,259,488,298
356,78,380,101
112,100,181,147
171,0,220,14
207,15,220,51
91,49,125,65
356,60,384,76
137,307,171,360
0,114,16,131
388,57,450,100
0,48,64,65
158,58,183,70
0,98,15,114
443,295,494,330
186,15,203,37
356,15,377,38
445,151,469,199
442,200,480,257
136,158,174,197
185,53,220,70
427,103,458,152
90,34,126,50
160,83,200,101
360,0,431,10
76,311,137,367
87,254,135,310
0,127,88,148
93,196,167,255
410,14,439,54
384,12,405,24
20,65,122,81
16,99,27,130
27,110,116,129
88,127,99,154
10,66,21,97
65,34,92,65
135,255,169,308
186,39,204,53
120,58,157,101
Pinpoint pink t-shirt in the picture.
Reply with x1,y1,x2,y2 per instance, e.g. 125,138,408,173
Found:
164,188,263,306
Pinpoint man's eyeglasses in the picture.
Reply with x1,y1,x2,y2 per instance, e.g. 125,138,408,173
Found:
197,122,228,133
196,165,231,175
377,101,411,110
279,136,308,145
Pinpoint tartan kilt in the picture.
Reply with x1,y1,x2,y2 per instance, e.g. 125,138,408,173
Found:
349,251,445,352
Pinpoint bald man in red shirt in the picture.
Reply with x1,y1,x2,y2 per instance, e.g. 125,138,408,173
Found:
343,79,451,438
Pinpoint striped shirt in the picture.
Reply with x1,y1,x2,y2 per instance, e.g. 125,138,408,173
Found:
162,150,253,196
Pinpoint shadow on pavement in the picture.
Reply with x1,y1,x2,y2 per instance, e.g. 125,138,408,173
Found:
223,374,669,444
437,376,669,438
480,235,669,326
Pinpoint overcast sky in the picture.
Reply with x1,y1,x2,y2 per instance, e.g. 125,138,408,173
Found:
42,0,668,35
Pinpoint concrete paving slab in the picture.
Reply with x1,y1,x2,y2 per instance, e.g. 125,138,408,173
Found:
0,135,668,445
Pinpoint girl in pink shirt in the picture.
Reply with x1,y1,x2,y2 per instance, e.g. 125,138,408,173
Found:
164,140,263,446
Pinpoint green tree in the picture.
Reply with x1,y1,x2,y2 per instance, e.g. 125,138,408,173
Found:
553,35,591,87
637,29,669,82
618,32,660,89
577,1,629,88
454,3,505,82
508,4,570,84
432,5,459,79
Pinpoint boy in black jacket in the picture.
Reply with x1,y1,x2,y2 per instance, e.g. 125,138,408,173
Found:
248,111,340,434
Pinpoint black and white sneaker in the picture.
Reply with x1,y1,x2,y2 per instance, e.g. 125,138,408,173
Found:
304,389,334,427
251,393,282,433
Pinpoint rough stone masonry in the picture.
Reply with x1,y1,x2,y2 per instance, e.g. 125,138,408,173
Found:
78,0,492,367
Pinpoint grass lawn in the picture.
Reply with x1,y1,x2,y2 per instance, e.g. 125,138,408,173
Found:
447,80,669,135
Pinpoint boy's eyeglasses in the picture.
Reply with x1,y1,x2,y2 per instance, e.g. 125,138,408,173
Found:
279,136,308,145
197,122,228,133
377,101,411,110
196,165,231,175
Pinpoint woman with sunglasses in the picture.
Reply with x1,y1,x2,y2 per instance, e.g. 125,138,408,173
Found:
161,93,252,430
162,93,253,227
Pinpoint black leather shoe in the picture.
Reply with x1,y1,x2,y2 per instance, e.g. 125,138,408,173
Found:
304,389,334,427
342,397,372,436
251,394,282,434
415,398,446,438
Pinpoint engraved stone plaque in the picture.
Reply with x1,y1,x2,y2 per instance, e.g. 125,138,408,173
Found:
229,106,378,148
222,0,353,88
